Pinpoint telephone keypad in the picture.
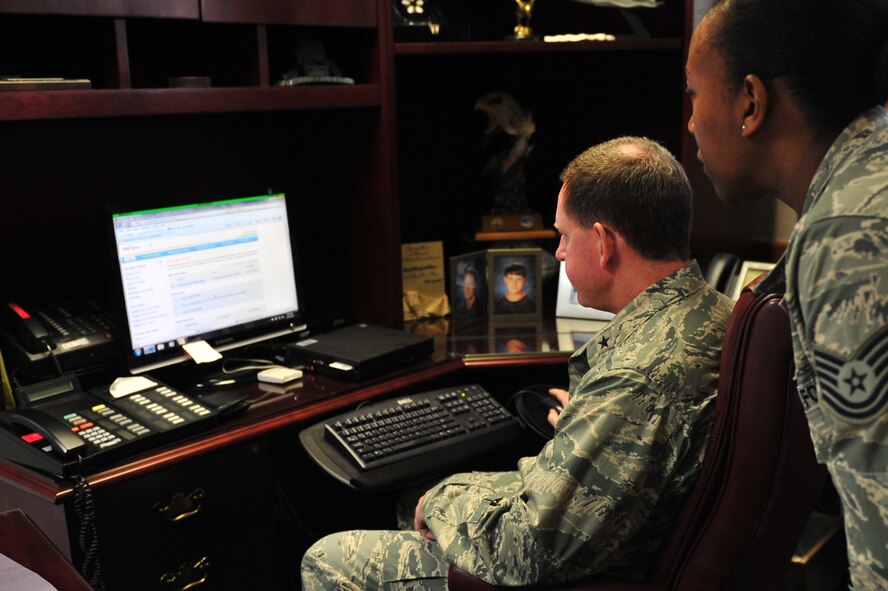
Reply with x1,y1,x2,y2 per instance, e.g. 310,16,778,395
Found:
63,410,127,450
108,386,212,434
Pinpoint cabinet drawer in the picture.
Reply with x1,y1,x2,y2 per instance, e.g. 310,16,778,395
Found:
201,0,376,27
83,439,280,590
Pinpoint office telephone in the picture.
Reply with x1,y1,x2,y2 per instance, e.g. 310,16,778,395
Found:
0,373,244,478
0,299,119,383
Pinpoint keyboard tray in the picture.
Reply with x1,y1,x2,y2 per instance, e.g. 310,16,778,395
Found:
299,384,523,491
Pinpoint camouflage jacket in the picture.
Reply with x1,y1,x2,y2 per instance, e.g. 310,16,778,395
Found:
421,262,733,585
758,106,888,590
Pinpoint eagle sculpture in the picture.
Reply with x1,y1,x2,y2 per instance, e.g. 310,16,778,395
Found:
475,91,536,213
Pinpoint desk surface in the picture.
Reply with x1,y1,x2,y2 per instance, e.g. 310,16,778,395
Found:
0,335,575,502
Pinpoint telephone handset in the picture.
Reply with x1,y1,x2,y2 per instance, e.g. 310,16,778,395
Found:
3,300,113,355
0,299,118,383
0,407,87,458
0,374,247,478
12,309,51,354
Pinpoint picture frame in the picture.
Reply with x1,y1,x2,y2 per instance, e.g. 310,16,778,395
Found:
555,262,615,321
449,250,488,325
487,248,542,321
728,260,776,301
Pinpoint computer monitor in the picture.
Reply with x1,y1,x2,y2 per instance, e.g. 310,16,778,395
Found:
728,260,776,301
107,192,306,375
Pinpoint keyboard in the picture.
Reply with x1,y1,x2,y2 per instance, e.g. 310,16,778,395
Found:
324,384,521,471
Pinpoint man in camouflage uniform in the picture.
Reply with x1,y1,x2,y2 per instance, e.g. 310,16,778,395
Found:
300,137,733,589
686,1,887,586
758,107,888,588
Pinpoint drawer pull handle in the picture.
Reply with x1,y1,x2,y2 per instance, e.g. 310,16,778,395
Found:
160,556,210,590
154,488,205,522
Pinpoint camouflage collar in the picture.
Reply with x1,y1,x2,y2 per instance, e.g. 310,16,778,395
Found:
802,106,888,216
574,261,706,358
758,106,888,297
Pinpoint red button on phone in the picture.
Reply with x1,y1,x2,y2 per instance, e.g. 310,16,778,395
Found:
21,432,43,444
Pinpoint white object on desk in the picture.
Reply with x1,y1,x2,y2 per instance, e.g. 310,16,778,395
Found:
183,340,223,364
108,376,157,398
257,366,303,384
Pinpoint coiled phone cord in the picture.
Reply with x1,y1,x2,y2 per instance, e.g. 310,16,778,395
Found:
72,468,106,591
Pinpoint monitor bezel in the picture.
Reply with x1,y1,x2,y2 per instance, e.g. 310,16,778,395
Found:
105,190,307,375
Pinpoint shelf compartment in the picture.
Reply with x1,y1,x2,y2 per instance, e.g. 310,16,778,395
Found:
126,19,263,89
267,26,380,87
0,0,199,19
0,86,381,120
0,14,123,89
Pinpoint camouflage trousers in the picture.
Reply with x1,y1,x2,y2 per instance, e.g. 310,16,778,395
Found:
300,530,450,591
829,459,888,591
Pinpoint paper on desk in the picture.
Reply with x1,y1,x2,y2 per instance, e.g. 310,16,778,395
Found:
0,552,58,591
108,376,157,398
401,241,451,321
183,340,223,363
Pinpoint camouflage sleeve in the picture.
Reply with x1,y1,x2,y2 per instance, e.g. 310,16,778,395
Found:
790,214,888,589
793,214,888,445
421,372,696,586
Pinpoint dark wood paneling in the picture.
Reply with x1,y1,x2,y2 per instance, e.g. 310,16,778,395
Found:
0,0,199,19
0,86,381,120
201,0,376,27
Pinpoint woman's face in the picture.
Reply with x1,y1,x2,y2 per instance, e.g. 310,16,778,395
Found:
685,16,758,205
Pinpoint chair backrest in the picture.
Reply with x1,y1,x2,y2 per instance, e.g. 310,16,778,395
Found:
647,289,827,590
448,289,827,591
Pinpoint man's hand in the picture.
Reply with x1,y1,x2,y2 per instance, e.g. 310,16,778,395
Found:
546,387,570,428
414,494,436,540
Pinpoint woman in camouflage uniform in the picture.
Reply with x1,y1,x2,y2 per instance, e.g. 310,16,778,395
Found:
686,1,888,588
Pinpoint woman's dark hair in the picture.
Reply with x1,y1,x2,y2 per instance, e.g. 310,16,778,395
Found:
706,0,888,140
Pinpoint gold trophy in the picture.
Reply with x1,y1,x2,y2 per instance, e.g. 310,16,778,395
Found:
507,0,539,41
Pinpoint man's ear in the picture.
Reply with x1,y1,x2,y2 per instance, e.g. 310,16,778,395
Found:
593,222,617,269
740,74,768,137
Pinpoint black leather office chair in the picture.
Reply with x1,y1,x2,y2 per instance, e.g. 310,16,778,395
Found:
448,289,828,591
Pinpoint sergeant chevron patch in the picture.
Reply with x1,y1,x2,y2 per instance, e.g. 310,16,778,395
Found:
814,326,888,423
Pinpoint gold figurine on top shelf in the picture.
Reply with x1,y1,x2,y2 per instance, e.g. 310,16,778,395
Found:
507,0,539,40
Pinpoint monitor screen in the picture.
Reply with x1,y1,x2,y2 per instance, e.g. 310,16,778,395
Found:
108,192,306,374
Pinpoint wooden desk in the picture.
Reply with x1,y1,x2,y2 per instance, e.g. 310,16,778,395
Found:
0,347,568,591
0,508,93,591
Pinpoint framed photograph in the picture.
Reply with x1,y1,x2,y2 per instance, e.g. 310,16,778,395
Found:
555,262,615,321
728,260,776,301
449,250,488,324
487,248,542,321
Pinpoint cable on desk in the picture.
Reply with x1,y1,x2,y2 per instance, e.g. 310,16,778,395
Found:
40,339,65,377
73,467,106,591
